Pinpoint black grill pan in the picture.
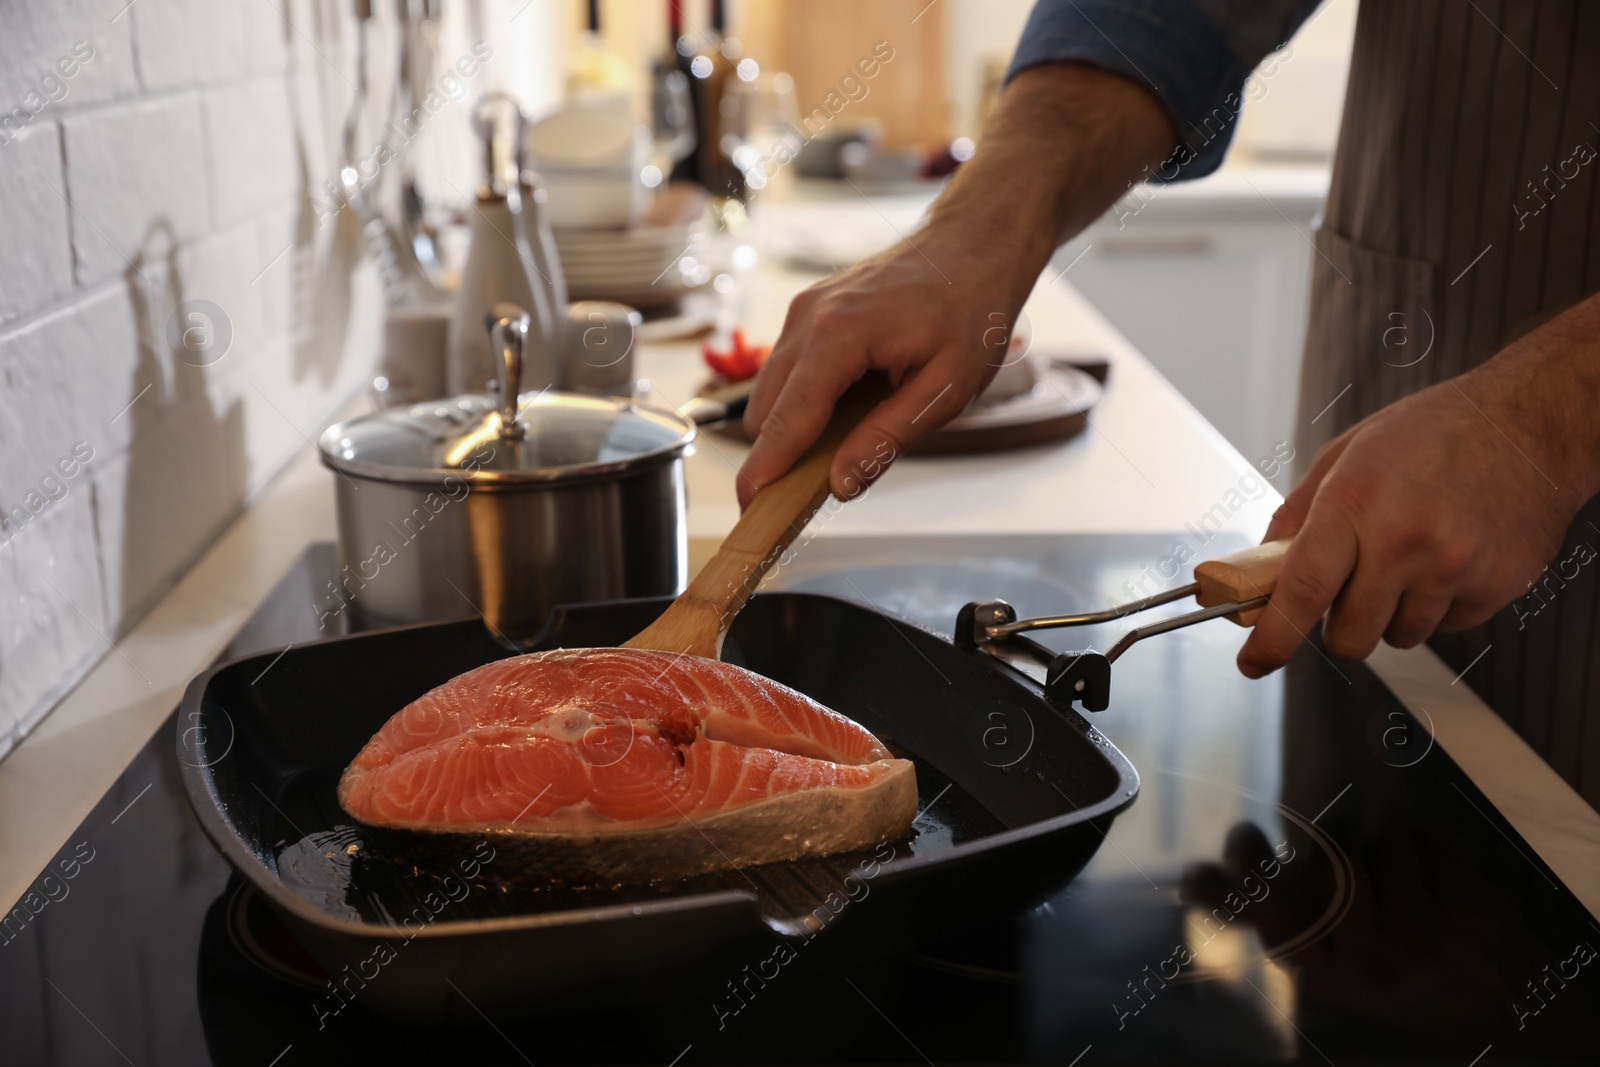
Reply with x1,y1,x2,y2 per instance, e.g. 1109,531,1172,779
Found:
178,592,1137,1022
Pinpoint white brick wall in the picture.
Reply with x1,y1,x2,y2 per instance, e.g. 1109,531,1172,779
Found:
0,286,141,496
0,491,108,739
0,0,407,758
0,125,74,326
0,0,139,113
61,95,211,288
132,0,249,92
202,77,297,229
0,0,558,759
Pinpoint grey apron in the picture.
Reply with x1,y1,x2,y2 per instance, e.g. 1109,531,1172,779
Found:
1295,0,1600,809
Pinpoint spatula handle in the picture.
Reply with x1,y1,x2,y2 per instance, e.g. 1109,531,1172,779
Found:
1193,538,1292,626
624,374,893,658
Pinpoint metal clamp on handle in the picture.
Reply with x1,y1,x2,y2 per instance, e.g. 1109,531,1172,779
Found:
980,582,1199,640
954,542,1289,712
1099,596,1268,663
963,541,1291,644
960,588,1271,653
956,600,1115,712
1045,652,1113,713
957,595,1265,713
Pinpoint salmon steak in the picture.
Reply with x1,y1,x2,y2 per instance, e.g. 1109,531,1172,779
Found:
338,649,918,882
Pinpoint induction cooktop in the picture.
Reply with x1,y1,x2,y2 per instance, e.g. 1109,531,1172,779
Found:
1,537,1595,1066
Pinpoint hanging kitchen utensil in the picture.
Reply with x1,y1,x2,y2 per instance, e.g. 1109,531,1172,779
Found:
398,0,448,292
338,0,443,308
957,539,1291,711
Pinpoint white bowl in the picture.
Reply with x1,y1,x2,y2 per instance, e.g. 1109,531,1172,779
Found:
527,102,638,168
538,162,647,230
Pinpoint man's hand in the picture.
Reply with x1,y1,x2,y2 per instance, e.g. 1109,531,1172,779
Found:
736,63,1177,509
738,236,1019,508
1239,295,1600,677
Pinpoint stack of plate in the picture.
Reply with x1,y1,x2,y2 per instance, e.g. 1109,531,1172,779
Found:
554,223,709,310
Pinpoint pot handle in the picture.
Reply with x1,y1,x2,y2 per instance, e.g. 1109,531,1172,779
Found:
486,304,532,438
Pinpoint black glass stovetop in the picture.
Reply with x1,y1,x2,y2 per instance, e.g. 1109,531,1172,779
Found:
2,536,1597,1066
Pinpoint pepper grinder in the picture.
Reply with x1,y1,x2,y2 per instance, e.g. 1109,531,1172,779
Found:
446,93,564,396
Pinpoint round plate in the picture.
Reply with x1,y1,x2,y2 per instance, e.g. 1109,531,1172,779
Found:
707,360,1104,456
567,279,705,310
913,362,1102,455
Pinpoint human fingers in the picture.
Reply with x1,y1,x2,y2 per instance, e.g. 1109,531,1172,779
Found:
736,356,859,510
1263,429,1353,543
742,333,801,441
743,289,823,440
1321,557,1405,660
828,361,981,499
1383,588,1454,648
1237,499,1360,677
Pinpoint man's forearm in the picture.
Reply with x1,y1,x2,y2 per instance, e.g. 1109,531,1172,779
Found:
922,63,1177,296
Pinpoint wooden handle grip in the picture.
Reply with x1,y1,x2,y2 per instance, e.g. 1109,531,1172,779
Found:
624,374,892,658
1193,538,1292,627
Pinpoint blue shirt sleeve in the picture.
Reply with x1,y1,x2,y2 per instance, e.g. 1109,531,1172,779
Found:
1006,0,1325,178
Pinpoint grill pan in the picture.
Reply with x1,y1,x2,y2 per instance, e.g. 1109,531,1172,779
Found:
178,591,1137,1022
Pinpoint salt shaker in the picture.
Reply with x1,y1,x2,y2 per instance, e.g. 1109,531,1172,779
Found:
563,301,641,398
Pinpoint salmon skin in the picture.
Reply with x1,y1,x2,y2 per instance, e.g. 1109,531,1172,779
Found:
338,649,918,883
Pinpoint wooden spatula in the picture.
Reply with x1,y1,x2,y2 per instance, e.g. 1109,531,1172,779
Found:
624,375,893,659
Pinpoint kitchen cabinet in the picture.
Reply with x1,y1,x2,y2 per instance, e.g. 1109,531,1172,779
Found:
1051,166,1329,481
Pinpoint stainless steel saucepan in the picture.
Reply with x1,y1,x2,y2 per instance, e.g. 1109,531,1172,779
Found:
317,306,698,639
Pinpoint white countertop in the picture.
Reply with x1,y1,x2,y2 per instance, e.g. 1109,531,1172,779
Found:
651,247,1279,543
3,191,1596,922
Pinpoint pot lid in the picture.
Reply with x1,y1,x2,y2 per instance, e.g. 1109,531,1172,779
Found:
317,391,696,487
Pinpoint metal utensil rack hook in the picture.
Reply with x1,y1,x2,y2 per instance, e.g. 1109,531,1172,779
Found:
955,582,1268,712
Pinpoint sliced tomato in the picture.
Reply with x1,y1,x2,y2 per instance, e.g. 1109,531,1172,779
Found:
702,348,739,380
702,331,772,383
